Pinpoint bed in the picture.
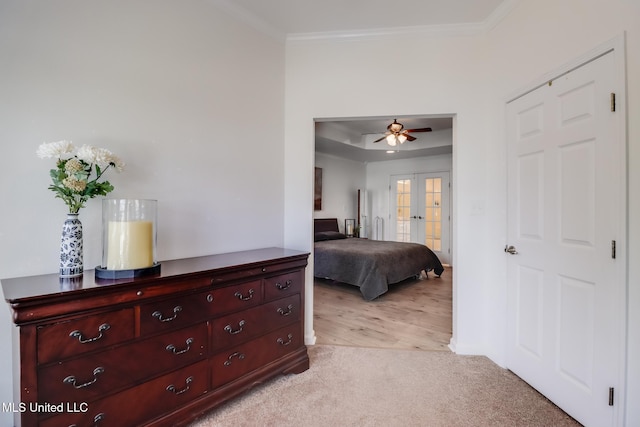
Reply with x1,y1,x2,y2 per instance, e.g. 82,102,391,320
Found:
314,218,444,300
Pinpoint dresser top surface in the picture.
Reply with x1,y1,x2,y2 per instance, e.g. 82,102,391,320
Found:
1,247,309,305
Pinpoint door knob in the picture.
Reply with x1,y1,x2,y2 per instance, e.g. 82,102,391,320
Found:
504,245,518,255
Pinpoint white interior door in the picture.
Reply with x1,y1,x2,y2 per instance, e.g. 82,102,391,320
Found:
506,51,624,427
391,173,451,264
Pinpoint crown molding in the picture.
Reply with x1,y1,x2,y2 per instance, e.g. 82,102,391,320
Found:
286,22,485,43
210,0,522,44
483,0,522,32
208,0,286,42
287,0,522,43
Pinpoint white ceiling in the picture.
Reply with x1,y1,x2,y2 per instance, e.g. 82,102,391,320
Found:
213,0,513,162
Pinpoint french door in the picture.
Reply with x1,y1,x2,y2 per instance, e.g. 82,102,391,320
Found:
391,172,450,264
506,50,625,426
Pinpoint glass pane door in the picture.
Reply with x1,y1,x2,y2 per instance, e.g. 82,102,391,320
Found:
423,177,442,252
391,172,451,265
395,178,412,242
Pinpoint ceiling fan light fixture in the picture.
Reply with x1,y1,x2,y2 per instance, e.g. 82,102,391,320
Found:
386,134,397,146
388,119,404,133
397,134,407,144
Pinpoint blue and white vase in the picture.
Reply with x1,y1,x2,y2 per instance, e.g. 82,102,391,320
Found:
60,213,83,277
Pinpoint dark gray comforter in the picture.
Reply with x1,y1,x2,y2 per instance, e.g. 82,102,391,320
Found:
314,238,444,300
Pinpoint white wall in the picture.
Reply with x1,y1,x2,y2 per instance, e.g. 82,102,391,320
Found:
283,0,639,425
285,17,495,373
0,1,286,425
313,152,366,233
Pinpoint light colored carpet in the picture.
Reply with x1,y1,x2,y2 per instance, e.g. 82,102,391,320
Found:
190,345,581,427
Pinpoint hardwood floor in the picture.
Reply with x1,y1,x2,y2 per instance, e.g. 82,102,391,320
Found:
313,267,452,351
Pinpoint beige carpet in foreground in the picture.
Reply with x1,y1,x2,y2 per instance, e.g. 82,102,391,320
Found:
190,345,580,427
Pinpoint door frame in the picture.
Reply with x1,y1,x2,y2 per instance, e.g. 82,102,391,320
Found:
504,34,628,425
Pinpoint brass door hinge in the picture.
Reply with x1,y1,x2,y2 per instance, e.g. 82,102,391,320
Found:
609,387,614,406
612,240,616,259
611,93,616,112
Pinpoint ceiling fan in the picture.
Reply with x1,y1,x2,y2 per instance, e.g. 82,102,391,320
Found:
373,119,432,146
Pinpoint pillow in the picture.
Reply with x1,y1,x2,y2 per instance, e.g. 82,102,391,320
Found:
314,231,347,242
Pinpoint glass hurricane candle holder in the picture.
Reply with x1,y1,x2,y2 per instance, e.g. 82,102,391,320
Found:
345,219,356,237
95,199,160,279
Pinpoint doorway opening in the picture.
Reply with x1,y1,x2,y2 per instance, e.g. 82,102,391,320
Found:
313,114,455,351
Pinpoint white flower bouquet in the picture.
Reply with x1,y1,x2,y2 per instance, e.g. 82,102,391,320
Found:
37,140,125,213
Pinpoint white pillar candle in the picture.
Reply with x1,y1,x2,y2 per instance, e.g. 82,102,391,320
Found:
106,220,154,270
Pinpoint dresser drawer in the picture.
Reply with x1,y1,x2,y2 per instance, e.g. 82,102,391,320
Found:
211,325,303,388
38,323,208,403
208,259,304,285
139,291,212,335
207,279,262,316
211,294,300,349
40,360,209,427
37,308,134,364
264,270,303,301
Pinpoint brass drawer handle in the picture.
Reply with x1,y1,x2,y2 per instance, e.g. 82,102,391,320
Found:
277,334,293,346
234,289,254,301
223,352,245,366
166,376,193,395
69,412,105,427
63,367,105,389
277,304,294,316
276,279,293,290
152,305,182,322
224,320,246,335
166,337,194,355
69,323,110,344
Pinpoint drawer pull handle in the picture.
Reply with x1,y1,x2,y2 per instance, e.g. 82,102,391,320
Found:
276,279,293,290
166,376,193,395
63,367,105,389
223,352,246,366
277,304,294,316
234,289,254,301
68,412,105,427
152,305,183,322
69,323,110,344
277,334,293,346
224,320,246,335
166,337,194,355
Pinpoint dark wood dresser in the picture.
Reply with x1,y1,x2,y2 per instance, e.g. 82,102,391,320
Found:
1,247,309,427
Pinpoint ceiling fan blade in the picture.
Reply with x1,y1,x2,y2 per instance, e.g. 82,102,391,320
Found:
404,134,417,141
405,127,432,133
373,136,386,143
